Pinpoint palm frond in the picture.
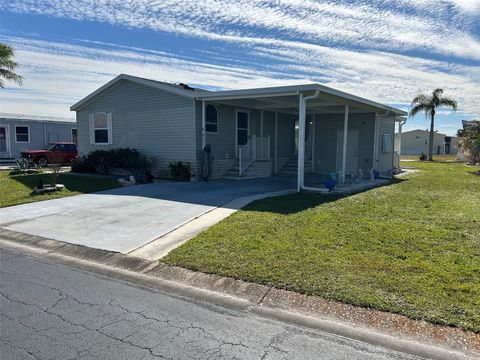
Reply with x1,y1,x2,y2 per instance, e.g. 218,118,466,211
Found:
0,69,23,87
411,93,430,106
438,96,457,111
433,88,444,97
409,103,431,117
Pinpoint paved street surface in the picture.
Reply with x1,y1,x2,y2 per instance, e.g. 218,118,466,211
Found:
0,248,419,360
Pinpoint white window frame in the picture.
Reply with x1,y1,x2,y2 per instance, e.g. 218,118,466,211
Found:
205,104,218,134
71,128,77,143
15,125,30,143
89,112,112,145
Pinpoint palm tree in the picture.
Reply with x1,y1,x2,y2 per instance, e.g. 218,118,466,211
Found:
0,43,23,89
410,89,457,161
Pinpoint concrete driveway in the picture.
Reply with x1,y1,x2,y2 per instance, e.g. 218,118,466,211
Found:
0,177,294,254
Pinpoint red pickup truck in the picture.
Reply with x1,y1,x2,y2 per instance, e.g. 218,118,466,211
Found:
21,142,78,167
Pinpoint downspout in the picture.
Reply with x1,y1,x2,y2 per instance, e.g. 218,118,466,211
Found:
397,118,406,156
297,90,320,192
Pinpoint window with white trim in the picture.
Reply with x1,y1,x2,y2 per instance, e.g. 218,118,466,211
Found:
89,112,112,145
71,128,77,144
15,126,30,143
205,105,218,133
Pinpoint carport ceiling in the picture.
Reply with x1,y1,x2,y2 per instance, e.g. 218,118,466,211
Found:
208,95,374,115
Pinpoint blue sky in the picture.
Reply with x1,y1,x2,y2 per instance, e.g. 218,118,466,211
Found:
0,0,479,136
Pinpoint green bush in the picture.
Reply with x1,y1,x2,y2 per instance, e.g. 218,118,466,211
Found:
169,161,191,181
87,150,113,174
419,152,428,161
78,148,155,180
71,156,96,173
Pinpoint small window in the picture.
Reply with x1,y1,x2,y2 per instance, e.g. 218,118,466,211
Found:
205,105,218,133
424,138,428,145
382,134,392,153
90,112,112,145
71,128,77,144
415,136,420,139
15,126,30,143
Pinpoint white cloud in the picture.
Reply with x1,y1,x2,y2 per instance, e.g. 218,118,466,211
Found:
2,0,480,60
1,35,478,124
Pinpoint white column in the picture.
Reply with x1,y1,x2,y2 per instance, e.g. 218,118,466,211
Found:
341,105,349,185
260,110,264,138
274,112,278,173
201,100,206,149
397,120,403,156
311,113,315,173
372,113,379,171
297,93,306,192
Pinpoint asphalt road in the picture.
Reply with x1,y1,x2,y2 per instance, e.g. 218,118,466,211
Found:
0,247,419,360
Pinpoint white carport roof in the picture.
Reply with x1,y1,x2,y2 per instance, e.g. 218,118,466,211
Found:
195,83,407,116
71,74,406,116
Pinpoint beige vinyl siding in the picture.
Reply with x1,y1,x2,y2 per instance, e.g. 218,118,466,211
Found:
76,80,196,161
313,113,376,174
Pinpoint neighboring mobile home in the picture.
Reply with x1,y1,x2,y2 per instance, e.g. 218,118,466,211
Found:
71,74,406,191
395,129,459,156
0,114,77,161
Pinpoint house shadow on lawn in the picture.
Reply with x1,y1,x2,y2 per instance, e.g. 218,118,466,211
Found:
8,171,405,214
242,178,407,215
10,172,119,195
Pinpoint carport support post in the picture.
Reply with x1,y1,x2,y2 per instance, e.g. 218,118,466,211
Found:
341,105,349,185
274,112,278,173
297,93,306,192
201,100,206,149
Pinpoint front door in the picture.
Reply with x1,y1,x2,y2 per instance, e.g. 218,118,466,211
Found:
0,125,11,158
235,110,249,156
336,130,359,175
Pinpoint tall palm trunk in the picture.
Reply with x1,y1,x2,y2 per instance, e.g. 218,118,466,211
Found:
428,109,435,161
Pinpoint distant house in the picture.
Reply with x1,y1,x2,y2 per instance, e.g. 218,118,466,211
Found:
70,74,406,189
0,114,76,160
395,129,459,155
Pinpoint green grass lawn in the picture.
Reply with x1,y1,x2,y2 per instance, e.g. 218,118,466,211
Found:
0,171,119,208
164,161,480,332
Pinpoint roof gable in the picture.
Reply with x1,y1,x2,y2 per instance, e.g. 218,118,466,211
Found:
70,74,204,111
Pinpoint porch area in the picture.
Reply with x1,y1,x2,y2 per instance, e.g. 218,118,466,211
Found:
197,84,406,192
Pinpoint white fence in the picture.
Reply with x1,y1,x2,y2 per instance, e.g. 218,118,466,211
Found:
238,135,271,175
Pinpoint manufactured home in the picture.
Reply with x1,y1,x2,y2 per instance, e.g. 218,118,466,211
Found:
395,129,459,155
0,114,76,161
71,74,406,191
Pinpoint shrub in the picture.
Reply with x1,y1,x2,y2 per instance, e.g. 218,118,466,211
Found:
169,161,191,181
128,154,156,182
87,150,113,174
77,148,156,181
71,156,96,173
419,152,427,161
457,120,480,164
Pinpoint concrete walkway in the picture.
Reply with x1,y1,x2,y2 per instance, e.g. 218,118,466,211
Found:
0,177,295,255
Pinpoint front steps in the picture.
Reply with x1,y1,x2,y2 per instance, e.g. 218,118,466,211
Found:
224,160,273,180
278,154,312,176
